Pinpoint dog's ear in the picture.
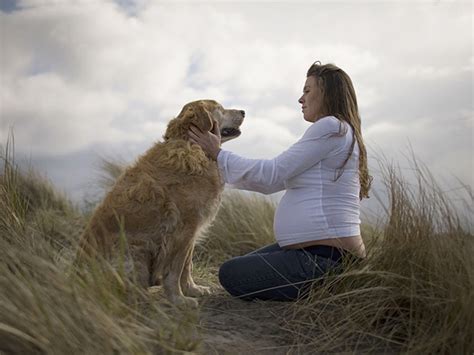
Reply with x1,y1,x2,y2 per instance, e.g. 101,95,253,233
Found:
183,102,213,132
163,117,181,141
163,102,213,141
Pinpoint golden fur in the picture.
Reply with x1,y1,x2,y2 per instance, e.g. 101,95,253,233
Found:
76,100,244,306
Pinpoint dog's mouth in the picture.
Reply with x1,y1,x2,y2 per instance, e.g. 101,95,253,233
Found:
221,127,241,138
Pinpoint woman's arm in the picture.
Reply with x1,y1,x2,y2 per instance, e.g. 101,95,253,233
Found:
217,150,286,194
188,122,282,194
189,116,347,194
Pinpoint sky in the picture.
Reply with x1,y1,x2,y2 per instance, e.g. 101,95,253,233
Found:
0,0,472,221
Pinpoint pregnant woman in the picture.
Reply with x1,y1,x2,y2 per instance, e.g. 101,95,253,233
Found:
189,61,372,301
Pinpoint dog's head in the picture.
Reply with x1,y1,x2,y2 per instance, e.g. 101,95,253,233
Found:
164,99,244,143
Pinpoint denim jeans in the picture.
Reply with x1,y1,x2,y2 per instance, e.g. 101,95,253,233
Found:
218,243,357,301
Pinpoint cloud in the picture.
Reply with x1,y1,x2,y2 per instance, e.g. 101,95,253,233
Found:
0,0,472,202
1,1,384,154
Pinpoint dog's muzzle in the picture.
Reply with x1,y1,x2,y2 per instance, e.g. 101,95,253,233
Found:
221,127,241,138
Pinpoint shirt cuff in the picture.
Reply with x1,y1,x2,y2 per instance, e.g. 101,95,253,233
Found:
216,149,228,183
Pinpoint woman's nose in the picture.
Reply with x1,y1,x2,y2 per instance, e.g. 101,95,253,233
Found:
298,96,303,104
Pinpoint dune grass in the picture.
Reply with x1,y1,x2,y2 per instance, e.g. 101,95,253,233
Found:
194,191,276,267
285,156,473,353
1,136,472,353
0,139,201,354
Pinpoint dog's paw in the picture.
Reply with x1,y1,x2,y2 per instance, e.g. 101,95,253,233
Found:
147,286,162,295
183,285,211,297
174,295,199,308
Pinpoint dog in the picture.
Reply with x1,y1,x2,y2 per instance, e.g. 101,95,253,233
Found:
76,99,244,306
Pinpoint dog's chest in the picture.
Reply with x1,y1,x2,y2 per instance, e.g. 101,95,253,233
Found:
194,188,222,242
199,189,222,222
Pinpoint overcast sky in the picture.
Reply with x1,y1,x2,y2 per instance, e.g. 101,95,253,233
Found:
0,0,472,219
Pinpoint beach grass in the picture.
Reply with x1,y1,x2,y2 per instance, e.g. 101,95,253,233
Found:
1,137,472,354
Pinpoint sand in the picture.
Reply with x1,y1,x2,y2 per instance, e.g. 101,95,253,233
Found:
198,291,293,354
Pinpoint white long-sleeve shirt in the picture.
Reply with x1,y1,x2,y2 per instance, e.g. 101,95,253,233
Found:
217,115,361,246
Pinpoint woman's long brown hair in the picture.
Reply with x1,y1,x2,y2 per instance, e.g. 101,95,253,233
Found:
307,61,372,199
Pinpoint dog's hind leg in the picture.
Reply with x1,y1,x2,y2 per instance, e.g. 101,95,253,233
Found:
150,248,163,286
181,245,211,297
127,237,153,288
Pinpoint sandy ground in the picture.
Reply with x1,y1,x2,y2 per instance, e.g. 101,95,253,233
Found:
149,270,296,354
198,290,294,354
148,267,299,354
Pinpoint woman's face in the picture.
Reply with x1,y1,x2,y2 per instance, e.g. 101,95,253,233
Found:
298,76,324,123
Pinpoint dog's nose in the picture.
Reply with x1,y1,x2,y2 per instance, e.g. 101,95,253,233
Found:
240,110,245,117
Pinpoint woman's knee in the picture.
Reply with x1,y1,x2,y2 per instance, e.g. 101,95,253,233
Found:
218,258,241,296
218,258,236,286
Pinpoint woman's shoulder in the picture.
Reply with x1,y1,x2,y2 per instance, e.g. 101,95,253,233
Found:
315,115,342,127
306,116,346,137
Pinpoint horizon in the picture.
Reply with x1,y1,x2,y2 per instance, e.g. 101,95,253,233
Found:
1,0,472,221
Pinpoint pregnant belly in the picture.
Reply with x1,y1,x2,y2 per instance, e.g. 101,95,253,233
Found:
274,190,326,237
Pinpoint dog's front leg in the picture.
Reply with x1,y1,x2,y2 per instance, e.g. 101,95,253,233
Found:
181,244,211,297
161,232,199,307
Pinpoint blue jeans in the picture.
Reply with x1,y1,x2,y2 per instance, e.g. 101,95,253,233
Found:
218,243,357,301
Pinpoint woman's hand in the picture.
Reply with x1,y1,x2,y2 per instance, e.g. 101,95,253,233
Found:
188,120,222,160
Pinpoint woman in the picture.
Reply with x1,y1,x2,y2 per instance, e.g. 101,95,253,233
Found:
188,61,372,301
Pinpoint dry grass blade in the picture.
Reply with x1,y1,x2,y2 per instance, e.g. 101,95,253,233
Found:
194,190,276,267
286,152,473,353
2,137,472,353
0,138,201,354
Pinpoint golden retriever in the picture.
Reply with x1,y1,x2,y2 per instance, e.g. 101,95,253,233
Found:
76,99,244,306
